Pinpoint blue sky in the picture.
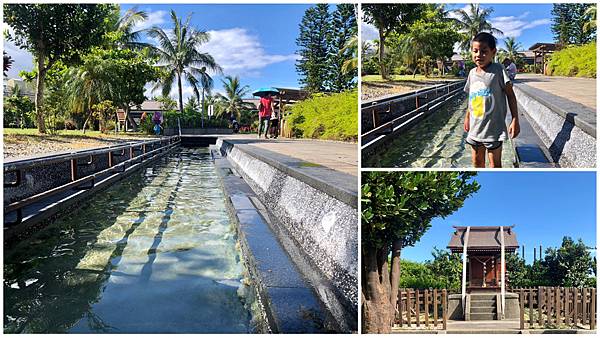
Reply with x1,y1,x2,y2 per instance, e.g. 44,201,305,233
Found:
3,3,316,100
401,172,597,264
361,3,555,52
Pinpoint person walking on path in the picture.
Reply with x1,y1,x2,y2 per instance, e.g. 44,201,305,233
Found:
464,32,520,168
503,58,517,81
258,93,274,138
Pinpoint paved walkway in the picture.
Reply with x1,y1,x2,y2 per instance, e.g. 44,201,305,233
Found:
446,319,521,333
221,135,358,176
515,74,596,110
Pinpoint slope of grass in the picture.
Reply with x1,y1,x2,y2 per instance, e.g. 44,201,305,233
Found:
547,42,596,78
288,90,358,142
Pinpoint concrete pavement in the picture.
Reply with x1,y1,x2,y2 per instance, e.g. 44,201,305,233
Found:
220,135,358,176
515,74,596,110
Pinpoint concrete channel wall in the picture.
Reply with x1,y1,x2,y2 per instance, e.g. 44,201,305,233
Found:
513,84,596,168
216,138,358,332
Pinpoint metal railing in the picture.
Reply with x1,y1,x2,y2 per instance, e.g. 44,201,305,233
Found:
361,80,465,153
4,136,181,228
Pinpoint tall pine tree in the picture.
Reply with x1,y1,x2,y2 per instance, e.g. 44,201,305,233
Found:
296,4,330,93
328,4,357,92
552,3,596,46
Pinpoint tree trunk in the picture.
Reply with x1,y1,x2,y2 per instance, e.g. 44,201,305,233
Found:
177,73,183,114
378,28,388,80
35,54,47,134
201,89,205,127
125,106,136,131
389,240,402,315
362,245,394,333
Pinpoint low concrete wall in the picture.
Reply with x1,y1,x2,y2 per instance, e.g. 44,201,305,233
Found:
216,138,358,331
164,127,232,136
513,84,596,168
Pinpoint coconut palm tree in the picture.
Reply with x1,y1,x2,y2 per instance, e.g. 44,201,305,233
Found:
499,37,524,63
216,75,255,122
187,66,214,126
451,4,503,51
64,58,112,133
147,10,221,113
584,4,597,33
341,35,358,75
113,7,154,50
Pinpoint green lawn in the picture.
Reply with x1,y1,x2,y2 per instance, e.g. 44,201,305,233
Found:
362,74,461,83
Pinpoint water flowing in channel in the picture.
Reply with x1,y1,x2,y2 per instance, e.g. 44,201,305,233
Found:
4,148,254,333
364,96,515,168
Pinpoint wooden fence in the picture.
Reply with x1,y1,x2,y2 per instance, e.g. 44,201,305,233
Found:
512,287,596,330
395,288,447,329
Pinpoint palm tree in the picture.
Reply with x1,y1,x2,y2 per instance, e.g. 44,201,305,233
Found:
188,67,214,126
64,58,112,133
341,35,358,75
113,7,154,50
451,4,503,51
499,37,524,63
216,75,255,122
584,4,597,33
147,10,221,113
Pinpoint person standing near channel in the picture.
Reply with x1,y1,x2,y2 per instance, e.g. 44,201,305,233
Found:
258,93,274,138
464,32,520,168
502,58,517,81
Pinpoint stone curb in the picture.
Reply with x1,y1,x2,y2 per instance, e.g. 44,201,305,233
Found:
514,82,596,138
217,139,357,208
212,146,331,333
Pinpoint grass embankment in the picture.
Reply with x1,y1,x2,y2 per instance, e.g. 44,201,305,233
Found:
547,42,596,78
287,90,358,142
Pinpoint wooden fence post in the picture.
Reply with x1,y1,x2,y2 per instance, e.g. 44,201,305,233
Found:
573,288,578,327
564,288,570,326
590,288,596,330
538,287,544,327
546,287,552,326
581,288,587,325
424,289,429,328
519,289,525,330
529,288,534,328
398,289,404,327
434,289,439,328
442,289,447,331
407,289,412,328
556,287,561,326
416,289,421,327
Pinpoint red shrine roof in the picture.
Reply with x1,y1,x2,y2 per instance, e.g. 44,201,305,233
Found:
447,226,519,253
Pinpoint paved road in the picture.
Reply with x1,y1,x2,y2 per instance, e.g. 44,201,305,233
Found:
221,135,358,176
515,74,596,110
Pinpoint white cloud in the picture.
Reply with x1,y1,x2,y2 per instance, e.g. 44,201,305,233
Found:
446,5,471,21
199,28,297,77
490,14,551,40
133,10,168,31
361,22,378,42
3,37,35,79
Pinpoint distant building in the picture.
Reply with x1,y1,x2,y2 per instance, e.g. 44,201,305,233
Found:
3,78,35,101
117,100,168,131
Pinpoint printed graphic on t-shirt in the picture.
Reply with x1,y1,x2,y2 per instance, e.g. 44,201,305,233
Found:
469,81,492,118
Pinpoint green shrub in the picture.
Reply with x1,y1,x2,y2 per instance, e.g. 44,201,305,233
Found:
547,42,596,77
362,57,380,75
288,90,358,142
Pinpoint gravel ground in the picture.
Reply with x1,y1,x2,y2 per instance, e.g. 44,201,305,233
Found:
361,79,455,101
3,134,152,160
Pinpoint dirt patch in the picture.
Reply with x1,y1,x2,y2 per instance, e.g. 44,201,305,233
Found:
3,134,151,160
361,79,452,101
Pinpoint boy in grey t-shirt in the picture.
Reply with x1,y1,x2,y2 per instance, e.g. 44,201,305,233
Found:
464,32,520,168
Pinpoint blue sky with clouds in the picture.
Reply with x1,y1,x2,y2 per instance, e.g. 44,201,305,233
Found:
401,172,597,264
3,3,315,100
361,3,555,51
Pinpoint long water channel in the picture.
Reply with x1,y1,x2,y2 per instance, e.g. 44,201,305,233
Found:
4,148,256,333
364,95,515,168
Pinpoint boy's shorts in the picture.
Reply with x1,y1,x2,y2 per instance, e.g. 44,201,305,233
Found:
466,136,502,150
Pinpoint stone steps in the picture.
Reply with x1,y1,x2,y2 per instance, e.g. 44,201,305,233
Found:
470,313,497,320
469,294,498,321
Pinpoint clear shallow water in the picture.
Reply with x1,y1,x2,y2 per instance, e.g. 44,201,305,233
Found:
4,148,253,333
364,96,515,168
